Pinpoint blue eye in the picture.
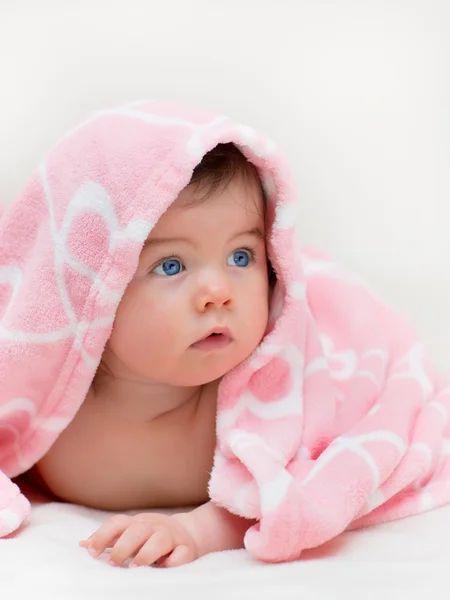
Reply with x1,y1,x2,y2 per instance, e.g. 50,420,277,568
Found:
153,257,183,276
227,249,251,268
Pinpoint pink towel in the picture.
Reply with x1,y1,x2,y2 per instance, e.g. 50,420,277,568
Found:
0,101,449,562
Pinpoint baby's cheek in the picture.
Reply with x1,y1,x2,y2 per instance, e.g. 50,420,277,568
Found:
139,299,182,349
242,287,268,340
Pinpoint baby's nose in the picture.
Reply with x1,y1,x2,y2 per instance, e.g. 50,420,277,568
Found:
194,270,232,312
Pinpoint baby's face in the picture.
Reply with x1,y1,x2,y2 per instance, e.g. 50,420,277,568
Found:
105,176,270,386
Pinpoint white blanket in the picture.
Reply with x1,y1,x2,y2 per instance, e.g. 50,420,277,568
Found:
1,478,449,600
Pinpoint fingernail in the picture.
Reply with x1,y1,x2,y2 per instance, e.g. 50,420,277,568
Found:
129,562,138,568
88,547,100,557
109,559,118,567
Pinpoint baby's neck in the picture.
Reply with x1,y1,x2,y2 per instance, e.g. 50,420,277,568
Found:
91,375,203,423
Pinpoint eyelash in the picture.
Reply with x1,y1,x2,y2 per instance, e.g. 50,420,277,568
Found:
150,252,184,272
151,246,258,271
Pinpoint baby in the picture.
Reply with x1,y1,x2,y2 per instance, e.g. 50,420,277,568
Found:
27,143,271,567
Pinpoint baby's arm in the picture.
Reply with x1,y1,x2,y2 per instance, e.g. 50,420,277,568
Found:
173,501,255,556
80,501,255,568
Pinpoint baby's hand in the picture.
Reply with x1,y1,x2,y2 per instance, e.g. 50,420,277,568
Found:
79,512,199,568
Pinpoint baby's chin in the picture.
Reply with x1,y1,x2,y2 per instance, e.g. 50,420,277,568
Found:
169,367,234,388
168,355,252,388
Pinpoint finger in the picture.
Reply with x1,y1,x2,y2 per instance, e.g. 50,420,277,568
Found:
109,522,156,566
80,534,121,547
80,533,122,554
85,515,131,557
129,531,174,567
163,544,196,568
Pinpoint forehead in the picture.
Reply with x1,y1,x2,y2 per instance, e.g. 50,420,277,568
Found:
149,176,265,236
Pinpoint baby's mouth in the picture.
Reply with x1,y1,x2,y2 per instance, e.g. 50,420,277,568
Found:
191,328,233,351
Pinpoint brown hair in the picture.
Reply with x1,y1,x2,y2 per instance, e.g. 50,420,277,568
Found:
187,142,265,208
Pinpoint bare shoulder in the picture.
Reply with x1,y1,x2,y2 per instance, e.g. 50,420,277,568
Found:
30,380,221,510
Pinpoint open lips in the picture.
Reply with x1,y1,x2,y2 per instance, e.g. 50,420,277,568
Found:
191,328,232,350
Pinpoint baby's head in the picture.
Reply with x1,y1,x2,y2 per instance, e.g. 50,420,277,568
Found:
97,143,272,388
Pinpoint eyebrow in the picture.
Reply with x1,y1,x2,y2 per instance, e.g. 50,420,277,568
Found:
232,226,265,243
143,236,192,248
144,226,265,248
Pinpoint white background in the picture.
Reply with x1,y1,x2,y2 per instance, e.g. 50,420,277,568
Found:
1,0,449,371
